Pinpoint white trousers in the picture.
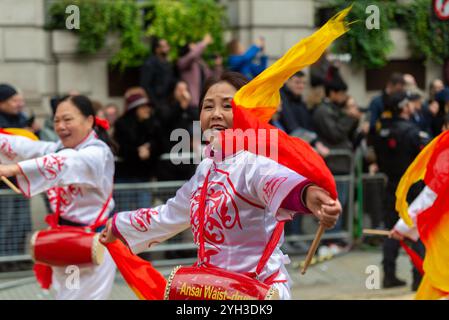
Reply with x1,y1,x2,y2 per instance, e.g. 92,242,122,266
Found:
51,250,116,300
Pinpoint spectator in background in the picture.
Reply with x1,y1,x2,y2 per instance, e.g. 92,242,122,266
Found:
114,93,163,186
403,73,417,91
158,80,198,181
368,73,406,134
124,86,148,102
432,88,449,136
0,84,31,265
428,79,445,102
103,103,120,136
409,90,433,135
313,79,359,166
310,49,346,88
140,37,176,121
0,84,27,128
279,71,315,136
92,99,104,115
313,79,359,250
177,34,223,107
373,91,430,290
227,37,267,79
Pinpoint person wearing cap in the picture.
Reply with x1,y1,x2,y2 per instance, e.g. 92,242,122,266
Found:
373,91,430,290
113,93,163,193
409,89,433,136
0,84,28,128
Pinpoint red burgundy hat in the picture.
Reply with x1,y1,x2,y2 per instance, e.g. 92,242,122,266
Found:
125,94,151,113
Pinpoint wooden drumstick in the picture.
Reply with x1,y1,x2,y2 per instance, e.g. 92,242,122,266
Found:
301,224,325,275
1,176,22,194
362,229,390,236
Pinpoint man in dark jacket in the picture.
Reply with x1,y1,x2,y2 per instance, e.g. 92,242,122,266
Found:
279,71,315,136
140,37,176,121
374,91,430,290
368,73,406,134
313,79,359,173
0,84,27,128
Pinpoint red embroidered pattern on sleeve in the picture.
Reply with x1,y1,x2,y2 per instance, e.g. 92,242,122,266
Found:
37,154,67,180
0,138,18,161
130,208,159,232
262,176,287,206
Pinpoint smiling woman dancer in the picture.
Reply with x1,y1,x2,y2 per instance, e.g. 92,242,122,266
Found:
100,8,351,300
0,95,116,300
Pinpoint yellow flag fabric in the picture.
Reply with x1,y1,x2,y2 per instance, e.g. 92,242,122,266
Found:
0,128,39,141
233,6,352,123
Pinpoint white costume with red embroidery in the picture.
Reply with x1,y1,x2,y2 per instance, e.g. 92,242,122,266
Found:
0,131,116,300
113,150,311,300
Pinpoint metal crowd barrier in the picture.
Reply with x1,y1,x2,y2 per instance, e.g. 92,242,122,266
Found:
283,149,355,252
0,188,31,262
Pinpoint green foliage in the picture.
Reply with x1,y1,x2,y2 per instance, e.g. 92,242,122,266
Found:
144,0,228,61
326,0,397,69
47,0,148,71
324,0,449,68
401,0,449,64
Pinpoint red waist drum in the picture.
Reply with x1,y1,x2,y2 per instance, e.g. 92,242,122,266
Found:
164,266,279,300
30,227,105,267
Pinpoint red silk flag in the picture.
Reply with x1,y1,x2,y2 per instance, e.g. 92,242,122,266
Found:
105,240,167,300
216,7,352,199
396,130,449,298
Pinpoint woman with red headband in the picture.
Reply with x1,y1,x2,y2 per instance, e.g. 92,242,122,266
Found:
0,95,116,299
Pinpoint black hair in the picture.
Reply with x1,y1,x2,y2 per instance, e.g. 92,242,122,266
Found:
324,79,348,97
199,71,249,112
387,91,409,116
290,71,305,79
57,95,118,154
388,72,405,86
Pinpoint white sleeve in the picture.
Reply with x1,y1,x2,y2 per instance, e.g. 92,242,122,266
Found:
246,154,308,220
16,146,108,197
112,177,194,254
0,133,57,164
394,219,420,241
393,186,437,241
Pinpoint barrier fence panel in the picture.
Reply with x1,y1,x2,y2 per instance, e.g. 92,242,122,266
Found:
284,149,355,253
0,189,31,262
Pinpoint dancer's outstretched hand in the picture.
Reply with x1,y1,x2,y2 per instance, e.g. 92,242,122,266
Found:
100,218,117,244
305,185,342,229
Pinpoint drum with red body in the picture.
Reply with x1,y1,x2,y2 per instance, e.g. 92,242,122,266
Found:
30,227,105,267
164,266,279,300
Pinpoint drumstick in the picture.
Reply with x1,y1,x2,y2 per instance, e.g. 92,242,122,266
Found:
301,224,325,275
1,176,22,194
363,229,390,236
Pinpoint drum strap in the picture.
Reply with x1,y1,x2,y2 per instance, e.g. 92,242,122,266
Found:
52,188,113,231
197,168,285,284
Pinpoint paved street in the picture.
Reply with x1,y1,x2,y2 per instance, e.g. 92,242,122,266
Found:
0,248,416,300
